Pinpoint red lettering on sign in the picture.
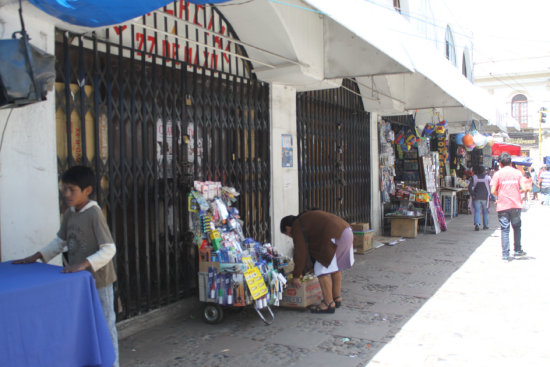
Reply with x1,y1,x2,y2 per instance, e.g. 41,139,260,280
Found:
148,35,156,55
223,42,231,64
193,5,205,27
179,0,190,20
162,40,171,59
203,49,210,68
136,33,144,57
114,25,127,35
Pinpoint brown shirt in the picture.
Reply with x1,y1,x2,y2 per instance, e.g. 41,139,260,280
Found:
291,210,350,278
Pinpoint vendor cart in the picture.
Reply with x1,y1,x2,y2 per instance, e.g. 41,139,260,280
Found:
190,181,287,325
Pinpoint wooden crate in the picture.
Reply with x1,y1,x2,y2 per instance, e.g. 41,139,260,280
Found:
390,217,419,238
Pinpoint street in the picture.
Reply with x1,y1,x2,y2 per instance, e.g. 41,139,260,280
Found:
119,202,550,367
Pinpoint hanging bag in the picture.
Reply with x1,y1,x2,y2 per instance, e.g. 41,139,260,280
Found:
0,0,55,109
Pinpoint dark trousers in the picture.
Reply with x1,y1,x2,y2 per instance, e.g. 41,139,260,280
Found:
497,208,522,256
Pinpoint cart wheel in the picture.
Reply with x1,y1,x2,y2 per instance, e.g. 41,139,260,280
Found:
202,303,224,324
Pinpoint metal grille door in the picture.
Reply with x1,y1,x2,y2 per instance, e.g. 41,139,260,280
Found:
54,2,270,319
296,79,371,224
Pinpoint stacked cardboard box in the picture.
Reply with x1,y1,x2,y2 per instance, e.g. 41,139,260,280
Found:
351,222,375,253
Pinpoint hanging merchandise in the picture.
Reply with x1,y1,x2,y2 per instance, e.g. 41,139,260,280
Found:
191,181,292,325
473,133,487,149
486,135,495,147
422,123,434,137
433,120,449,182
462,134,474,146
395,129,406,145
379,120,396,203
455,133,466,146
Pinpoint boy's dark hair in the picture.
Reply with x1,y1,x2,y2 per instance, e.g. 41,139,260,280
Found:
498,152,512,166
280,215,297,233
62,165,95,193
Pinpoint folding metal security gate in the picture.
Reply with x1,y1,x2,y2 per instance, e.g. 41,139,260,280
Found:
296,79,371,224
54,2,270,320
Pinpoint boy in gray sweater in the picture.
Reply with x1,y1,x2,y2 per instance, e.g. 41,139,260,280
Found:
14,165,119,367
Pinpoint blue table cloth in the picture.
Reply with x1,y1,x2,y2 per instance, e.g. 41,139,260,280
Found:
0,262,115,367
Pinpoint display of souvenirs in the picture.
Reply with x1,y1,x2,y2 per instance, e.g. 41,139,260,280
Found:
380,120,396,203
393,184,432,203
190,181,291,311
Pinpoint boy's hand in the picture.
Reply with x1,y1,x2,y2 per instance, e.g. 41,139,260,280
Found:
62,260,91,273
12,252,43,264
291,277,301,288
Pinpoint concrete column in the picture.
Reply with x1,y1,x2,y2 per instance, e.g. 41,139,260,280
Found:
370,112,382,234
270,84,298,258
0,5,60,263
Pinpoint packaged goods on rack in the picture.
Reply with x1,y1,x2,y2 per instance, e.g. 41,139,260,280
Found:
190,181,292,323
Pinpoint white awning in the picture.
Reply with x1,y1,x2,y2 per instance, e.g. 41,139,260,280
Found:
305,0,415,77
307,0,498,129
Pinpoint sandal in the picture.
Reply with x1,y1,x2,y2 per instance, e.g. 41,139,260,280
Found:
334,296,342,308
310,300,335,314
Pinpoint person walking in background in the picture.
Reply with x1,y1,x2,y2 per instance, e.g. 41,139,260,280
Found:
522,171,533,202
491,153,527,261
468,166,492,231
531,167,540,200
538,166,550,205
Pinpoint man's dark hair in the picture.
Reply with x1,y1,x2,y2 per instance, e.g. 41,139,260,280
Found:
280,215,297,233
474,166,485,175
498,152,512,166
61,165,95,192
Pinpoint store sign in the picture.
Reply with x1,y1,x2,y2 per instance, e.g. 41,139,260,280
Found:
505,132,538,147
93,1,246,76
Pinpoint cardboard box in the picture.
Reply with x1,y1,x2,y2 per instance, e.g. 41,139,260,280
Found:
353,229,375,253
391,217,419,238
351,222,370,231
281,276,322,308
198,261,220,273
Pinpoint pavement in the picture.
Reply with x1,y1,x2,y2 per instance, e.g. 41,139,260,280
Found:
119,200,550,367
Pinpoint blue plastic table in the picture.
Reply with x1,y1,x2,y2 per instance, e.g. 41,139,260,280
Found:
0,262,115,367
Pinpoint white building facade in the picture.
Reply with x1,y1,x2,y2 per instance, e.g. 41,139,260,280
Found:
0,0,494,319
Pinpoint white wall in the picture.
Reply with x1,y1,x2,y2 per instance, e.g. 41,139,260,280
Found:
370,112,382,234
270,84,298,257
0,4,60,263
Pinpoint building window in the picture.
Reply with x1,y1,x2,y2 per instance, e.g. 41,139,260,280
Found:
445,26,456,66
511,94,528,128
393,0,401,13
462,53,468,78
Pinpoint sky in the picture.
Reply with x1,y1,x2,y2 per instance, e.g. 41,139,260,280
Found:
442,0,550,77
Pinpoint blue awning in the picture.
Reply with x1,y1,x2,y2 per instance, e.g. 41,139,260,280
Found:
512,156,532,167
29,0,231,27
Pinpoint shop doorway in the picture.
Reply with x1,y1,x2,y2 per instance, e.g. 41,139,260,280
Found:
296,79,371,224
